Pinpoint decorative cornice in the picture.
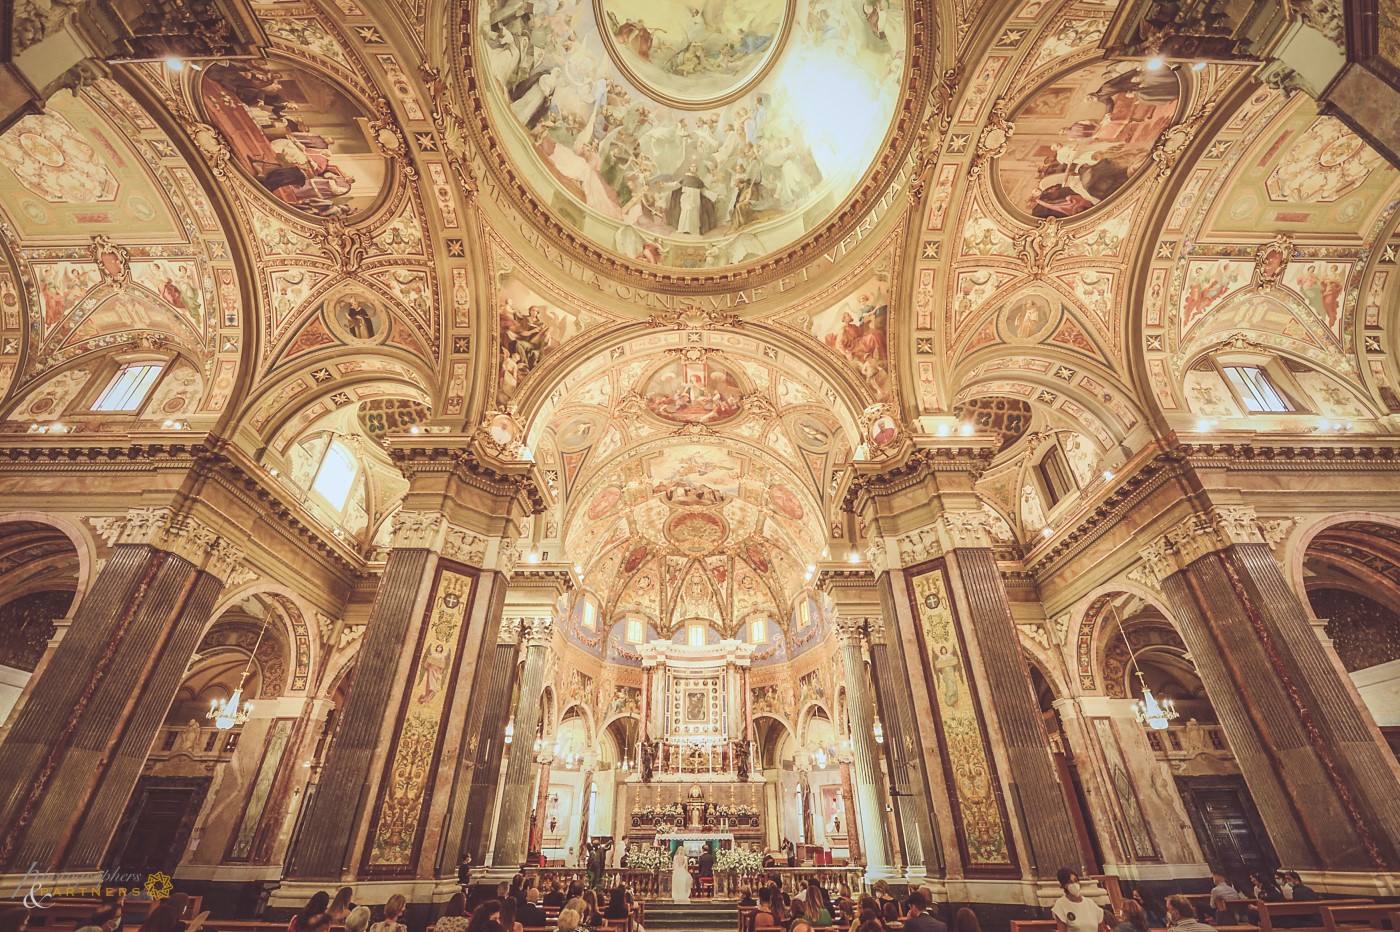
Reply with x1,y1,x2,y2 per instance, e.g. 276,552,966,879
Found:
387,436,552,515
840,440,997,515
88,506,249,585
0,434,363,576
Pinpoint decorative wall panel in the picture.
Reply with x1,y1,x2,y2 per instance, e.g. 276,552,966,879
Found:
365,567,475,869
909,562,1014,870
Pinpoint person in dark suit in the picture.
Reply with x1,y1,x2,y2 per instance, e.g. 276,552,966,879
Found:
517,889,548,928
698,846,715,879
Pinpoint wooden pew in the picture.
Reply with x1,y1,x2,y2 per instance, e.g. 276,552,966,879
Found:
737,905,758,932
1258,900,1376,932
1010,920,1058,932
1320,905,1397,932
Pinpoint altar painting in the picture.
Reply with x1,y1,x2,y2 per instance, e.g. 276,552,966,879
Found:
909,564,1014,870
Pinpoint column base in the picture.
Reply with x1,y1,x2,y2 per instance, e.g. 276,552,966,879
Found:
1305,870,1400,897
938,878,1052,908
862,863,907,885
475,866,524,887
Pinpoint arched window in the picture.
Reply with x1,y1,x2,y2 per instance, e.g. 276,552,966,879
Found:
625,617,645,644
687,624,706,647
580,597,599,631
93,361,165,412
749,616,768,643
311,439,358,512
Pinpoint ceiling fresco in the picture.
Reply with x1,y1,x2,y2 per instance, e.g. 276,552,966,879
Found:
478,0,908,268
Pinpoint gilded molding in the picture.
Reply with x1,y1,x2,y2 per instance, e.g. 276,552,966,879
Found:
87,506,248,585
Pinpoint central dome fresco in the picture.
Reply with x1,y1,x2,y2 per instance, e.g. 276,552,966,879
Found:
479,0,908,269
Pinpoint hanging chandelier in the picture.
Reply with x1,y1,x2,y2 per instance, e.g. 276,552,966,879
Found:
1117,614,1178,731
1131,670,1178,730
208,614,269,730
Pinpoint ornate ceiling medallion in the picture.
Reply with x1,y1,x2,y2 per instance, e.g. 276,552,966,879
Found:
992,60,1185,223
593,0,795,110
198,56,392,221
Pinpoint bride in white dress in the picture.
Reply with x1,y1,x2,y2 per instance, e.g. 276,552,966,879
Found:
671,845,692,903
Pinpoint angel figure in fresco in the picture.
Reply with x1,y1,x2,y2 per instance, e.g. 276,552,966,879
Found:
417,641,451,704
934,645,961,707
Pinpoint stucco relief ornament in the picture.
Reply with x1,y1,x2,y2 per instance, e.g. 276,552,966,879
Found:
969,97,1014,178
1014,217,1069,279
90,236,131,287
908,68,961,204
318,219,371,273
368,97,417,179
1149,110,1206,183
442,523,489,565
1251,235,1295,292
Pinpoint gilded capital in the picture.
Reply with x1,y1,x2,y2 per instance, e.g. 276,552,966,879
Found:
1135,505,1270,586
88,507,249,586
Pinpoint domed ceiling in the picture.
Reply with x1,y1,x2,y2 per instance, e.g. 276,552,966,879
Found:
478,0,908,269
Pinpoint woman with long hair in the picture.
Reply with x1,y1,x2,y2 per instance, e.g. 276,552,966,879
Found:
436,893,472,932
289,893,330,932
328,888,356,923
499,899,523,932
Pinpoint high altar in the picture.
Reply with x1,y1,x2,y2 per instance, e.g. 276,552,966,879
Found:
621,640,765,849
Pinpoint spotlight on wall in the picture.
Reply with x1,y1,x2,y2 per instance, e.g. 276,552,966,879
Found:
1191,61,1207,71
959,422,975,436
1146,56,1164,70
165,57,185,71
847,550,861,563
1102,470,1115,481
1041,526,1053,538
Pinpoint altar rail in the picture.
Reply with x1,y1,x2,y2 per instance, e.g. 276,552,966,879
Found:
521,866,867,899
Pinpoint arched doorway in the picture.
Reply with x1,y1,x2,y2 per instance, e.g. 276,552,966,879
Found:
1080,592,1276,875
1028,660,1101,873
0,520,82,728
1303,520,1400,760
107,596,295,872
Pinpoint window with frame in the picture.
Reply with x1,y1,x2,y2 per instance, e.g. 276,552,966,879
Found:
580,598,598,631
796,598,813,630
687,625,706,647
749,616,768,643
1037,443,1077,507
311,439,358,512
93,362,164,412
625,618,645,644
1223,365,1294,413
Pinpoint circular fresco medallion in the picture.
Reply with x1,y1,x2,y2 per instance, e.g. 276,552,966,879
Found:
642,357,744,425
587,485,624,520
325,292,388,344
743,540,771,573
994,61,1183,222
665,510,729,555
1000,292,1058,342
199,57,389,220
594,0,794,110
769,484,804,521
790,411,834,452
556,412,604,451
622,542,650,573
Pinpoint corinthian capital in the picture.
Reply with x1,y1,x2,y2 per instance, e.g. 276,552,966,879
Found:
834,615,867,648
522,615,554,646
88,507,249,585
1135,505,1270,586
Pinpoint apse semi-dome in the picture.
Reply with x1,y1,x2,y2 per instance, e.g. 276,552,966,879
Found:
478,0,909,269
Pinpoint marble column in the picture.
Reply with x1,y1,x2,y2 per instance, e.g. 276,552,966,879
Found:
440,608,519,870
288,437,550,880
0,507,245,871
528,755,554,858
838,756,862,864
492,616,553,868
836,617,891,875
943,541,1084,875
1141,507,1400,871
866,608,941,879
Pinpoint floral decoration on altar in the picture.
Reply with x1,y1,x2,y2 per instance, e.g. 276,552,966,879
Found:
715,848,764,875
622,845,668,873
